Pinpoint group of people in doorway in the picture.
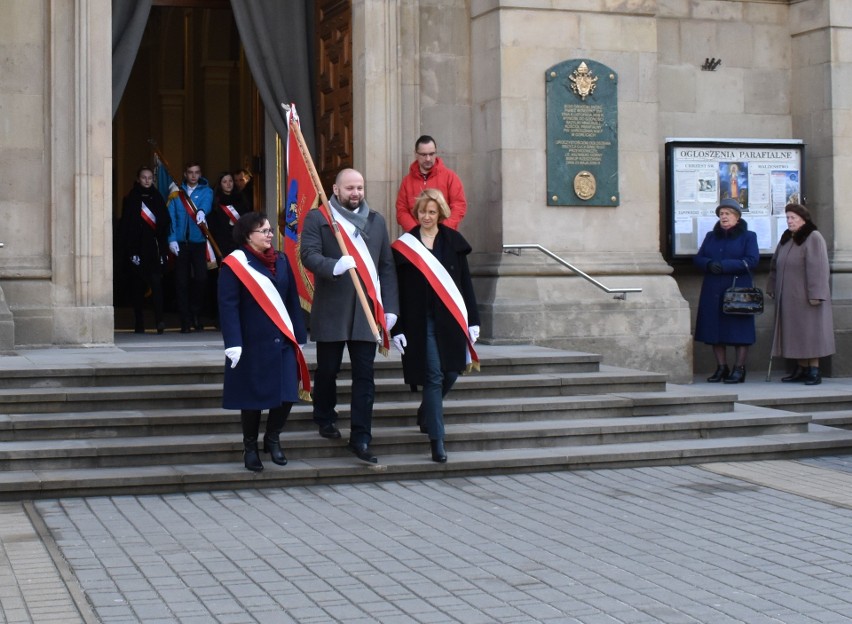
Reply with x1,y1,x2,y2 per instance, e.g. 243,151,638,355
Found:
214,136,478,472
694,198,835,386
117,164,255,334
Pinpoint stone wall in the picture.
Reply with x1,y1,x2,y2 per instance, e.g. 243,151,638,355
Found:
0,0,113,347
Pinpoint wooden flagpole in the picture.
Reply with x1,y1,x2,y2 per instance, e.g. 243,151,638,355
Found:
147,140,224,262
282,104,382,346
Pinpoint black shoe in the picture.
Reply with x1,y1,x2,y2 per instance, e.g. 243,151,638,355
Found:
180,325,191,334
706,365,729,383
194,322,204,332
156,322,165,335
430,439,447,463
782,365,807,382
803,367,822,385
262,434,288,466
318,423,341,439
243,443,263,472
724,366,746,384
347,441,377,463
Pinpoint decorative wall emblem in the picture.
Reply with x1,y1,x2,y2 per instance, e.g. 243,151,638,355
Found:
569,62,598,100
573,170,596,200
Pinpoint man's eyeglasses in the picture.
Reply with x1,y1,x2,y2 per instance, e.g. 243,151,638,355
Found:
253,228,274,236
416,151,437,158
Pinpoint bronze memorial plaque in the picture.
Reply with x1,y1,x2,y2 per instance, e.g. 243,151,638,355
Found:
545,59,618,207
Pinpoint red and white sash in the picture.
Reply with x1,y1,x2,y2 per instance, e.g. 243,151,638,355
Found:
391,232,479,369
221,250,312,400
327,205,390,351
170,182,216,263
140,201,157,231
220,204,240,225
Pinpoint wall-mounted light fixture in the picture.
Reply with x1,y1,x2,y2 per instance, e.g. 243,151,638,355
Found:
702,58,722,71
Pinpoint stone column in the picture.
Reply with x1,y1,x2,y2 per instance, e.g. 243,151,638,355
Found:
790,0,852,373
468,3,692,380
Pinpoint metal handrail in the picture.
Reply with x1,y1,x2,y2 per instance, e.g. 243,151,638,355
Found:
502,244,642,300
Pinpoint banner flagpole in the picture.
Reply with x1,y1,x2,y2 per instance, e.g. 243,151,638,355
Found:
147,139,224,263
281,104,382,347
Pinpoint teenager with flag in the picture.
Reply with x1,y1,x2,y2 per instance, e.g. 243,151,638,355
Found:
300,168,399,464
391,189,480,463
167,161,214,333
218,212,309,472
117,166,171,334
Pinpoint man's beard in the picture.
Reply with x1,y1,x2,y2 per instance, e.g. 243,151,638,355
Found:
343,196,361,210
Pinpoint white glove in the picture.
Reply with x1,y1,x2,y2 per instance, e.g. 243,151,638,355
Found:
392,334,407,355
130,255,141,266
224,346,242,369
468,325,480,344
169,241,180,256
333,255,356,276
196,210,207,225
385,313,397,332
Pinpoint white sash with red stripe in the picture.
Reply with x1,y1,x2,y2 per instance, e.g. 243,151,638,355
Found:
391,233,479,368
329,205,389,349
140,202,157,231
222,250,312,400
221,204,240,225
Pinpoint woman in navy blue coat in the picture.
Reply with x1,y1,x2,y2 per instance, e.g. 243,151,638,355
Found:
694,198,759,383
218,212,307,472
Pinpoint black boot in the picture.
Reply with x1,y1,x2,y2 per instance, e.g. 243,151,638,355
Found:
706,365,729,383
262,404,291,466
430,439,447,463
803,366,822,386
782,365,807,383
241,410,263,472
724,366,746,384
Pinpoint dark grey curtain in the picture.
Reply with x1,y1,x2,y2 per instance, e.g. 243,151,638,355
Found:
231,0,316,154
112,0,153,117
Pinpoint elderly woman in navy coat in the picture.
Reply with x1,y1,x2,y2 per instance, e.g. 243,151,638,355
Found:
694,198,759,384
218,212,307,472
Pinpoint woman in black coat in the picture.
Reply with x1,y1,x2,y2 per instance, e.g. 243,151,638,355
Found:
391,189,480,463
693,198,759,383
218,212,307,472
117,166,171,334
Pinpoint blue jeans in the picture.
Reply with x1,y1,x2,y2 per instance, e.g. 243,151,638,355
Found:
313,340,377,446
421,315,458,440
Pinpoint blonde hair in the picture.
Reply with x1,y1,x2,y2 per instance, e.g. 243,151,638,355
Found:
412,188,451,222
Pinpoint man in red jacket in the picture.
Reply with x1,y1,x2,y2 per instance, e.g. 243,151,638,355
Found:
395,135,467,231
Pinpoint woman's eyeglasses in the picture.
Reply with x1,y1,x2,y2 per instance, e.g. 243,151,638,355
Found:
253,228,274,236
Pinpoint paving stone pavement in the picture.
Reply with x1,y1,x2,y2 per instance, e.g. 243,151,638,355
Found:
2,460,852,623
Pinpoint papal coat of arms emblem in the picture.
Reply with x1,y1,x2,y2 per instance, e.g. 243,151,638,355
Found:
568,62,597,100
573,171,596,200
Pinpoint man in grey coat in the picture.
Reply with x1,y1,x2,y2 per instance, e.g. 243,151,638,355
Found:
301,168,399,463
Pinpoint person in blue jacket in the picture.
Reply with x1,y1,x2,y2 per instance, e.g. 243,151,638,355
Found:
218,212,307,472
167,161,214,333
694,198,759,383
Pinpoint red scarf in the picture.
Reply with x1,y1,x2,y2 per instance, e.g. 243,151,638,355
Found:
245,245,277,275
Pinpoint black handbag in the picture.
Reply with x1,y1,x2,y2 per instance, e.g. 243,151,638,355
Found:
722,262,763,315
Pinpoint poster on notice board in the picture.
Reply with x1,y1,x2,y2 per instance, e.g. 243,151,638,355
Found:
665,139,804,258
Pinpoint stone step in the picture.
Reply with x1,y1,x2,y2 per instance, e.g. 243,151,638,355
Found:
0,368,667,414
808,410,852,429
0,407,810,471
0,349,601,389
0,390,736,440
2,423,851,500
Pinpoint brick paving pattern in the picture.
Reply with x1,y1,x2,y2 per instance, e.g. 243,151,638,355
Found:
14,462,852,623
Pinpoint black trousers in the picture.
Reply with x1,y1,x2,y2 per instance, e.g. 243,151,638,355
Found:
174,242,208,326
312,340,377,446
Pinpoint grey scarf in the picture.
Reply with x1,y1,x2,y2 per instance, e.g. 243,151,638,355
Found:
329,195,370,235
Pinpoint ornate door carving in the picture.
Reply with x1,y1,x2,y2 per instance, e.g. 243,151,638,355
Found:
314,0,353,195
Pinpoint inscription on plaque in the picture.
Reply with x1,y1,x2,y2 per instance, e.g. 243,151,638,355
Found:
546,59,619,206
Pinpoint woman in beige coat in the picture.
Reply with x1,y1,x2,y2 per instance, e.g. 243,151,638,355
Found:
766,203,835,385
